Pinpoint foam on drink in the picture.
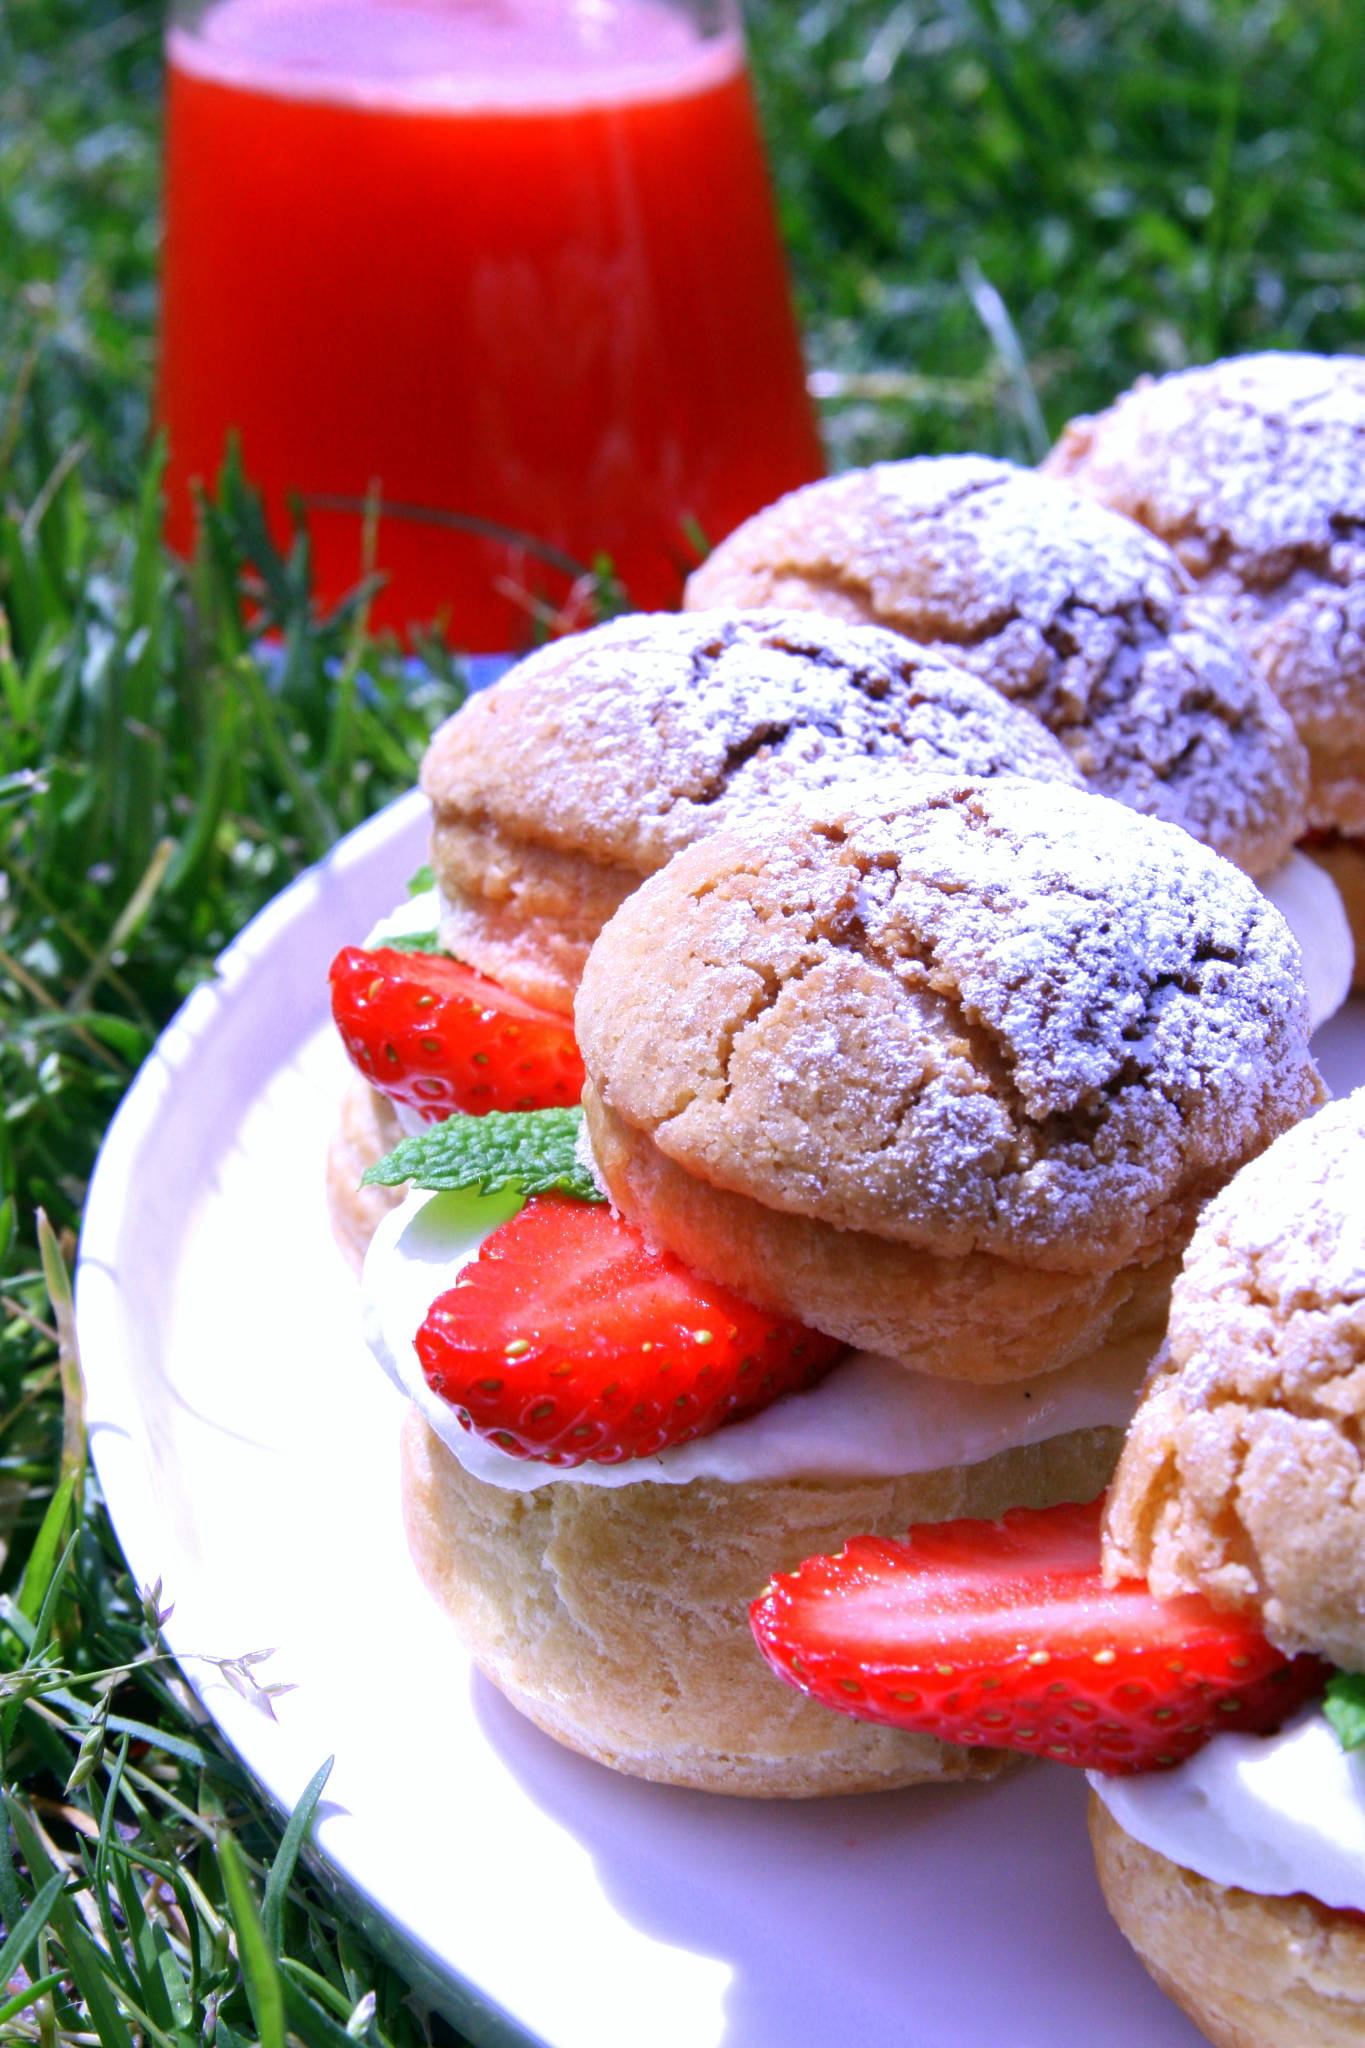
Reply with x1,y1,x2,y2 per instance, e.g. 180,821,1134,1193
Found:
170,0,742,108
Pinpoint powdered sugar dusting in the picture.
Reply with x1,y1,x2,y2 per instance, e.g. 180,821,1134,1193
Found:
421,608,1081,875
1045,353,1365,579
1102,1087,1365,1667
831,780,1302,1119
686,457,1307,873
583,776,1320,1266
1176,1090,1365,1373
1045,354,1365,834
815,454,1191,625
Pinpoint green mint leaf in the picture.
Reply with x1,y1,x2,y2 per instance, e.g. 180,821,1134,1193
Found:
361,1105,604,1203
1324,1670,1365,1751
407,863,434,896
377,930,444,954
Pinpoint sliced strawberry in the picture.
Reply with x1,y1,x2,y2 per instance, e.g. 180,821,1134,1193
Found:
750,1498,1328,1774
415,1195,844,1465
329,946,584,1120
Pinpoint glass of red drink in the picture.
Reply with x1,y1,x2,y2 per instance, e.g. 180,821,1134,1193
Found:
157,0,825,649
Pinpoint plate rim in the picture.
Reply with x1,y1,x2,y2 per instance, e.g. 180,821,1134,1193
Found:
75,786,548,2048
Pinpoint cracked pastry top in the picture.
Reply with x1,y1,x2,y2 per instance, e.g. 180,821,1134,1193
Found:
1103,1086,1365,1671
419,607,1083,1014
575,777,1324,1385
683,454,1308,876
1043,352,1365,838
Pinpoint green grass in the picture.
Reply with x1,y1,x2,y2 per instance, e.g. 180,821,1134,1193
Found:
2,0,1364,2040
750,0,1365,467
0,447,470,2042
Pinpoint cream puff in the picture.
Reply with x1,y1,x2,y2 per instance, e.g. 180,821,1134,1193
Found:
1090,1085,1365,2047
1045,352,1365,988
576,776,1321,1382
682,453,1309,879
357,777,1323,1796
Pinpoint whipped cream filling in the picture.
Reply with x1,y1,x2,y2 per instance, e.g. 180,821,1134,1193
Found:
1089,1708,1365,1912
1259,850,1353,1032
361,1185,1154,1493
365,887,442,950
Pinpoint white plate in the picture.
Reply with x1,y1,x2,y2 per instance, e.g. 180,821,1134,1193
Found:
76,790,1365,2048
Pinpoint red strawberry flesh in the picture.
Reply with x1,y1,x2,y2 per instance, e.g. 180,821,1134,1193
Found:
329,945,584,1119
750,1498,1328,1773
415,1195,844,1465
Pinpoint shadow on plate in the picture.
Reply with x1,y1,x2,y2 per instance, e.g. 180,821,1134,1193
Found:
470,1671,1205,2048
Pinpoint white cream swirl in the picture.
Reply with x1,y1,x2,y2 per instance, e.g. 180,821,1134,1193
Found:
1089,1708,1365,1912
361,1186,1154,1493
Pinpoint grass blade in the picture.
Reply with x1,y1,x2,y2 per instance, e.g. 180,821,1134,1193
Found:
262,1754,333,1953
36,1209,84,1499
27,1525,80,1657
216,1824,285,2048
93,1736,133,1980
0,1868,66,1985
0,1970,66,2024
16,1466,77,1623
4,1794,137,2048
233,653,339,861
280,1970,365,2048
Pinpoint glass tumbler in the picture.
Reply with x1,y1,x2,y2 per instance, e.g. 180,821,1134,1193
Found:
156,0,825,649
